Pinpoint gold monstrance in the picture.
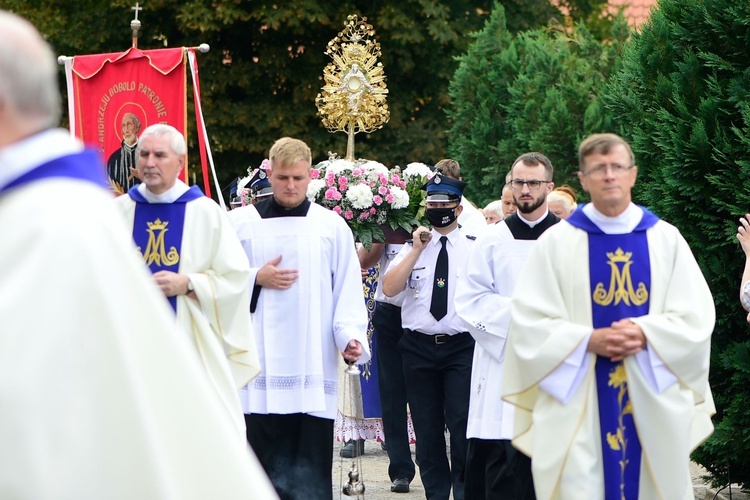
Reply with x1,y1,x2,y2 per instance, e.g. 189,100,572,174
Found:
315,15,389,161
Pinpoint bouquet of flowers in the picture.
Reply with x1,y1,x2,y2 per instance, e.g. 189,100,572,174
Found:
307,157,434,248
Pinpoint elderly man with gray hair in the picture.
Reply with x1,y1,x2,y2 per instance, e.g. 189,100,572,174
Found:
0,10,275,499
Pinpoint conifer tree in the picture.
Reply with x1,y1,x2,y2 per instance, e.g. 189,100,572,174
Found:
603,0,750,488
447,2,627,205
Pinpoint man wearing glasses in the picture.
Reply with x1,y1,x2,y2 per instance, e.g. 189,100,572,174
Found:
455,152,560,499
503,133,714,499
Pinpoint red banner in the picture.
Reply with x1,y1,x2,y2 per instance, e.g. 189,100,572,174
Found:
71,47,187,194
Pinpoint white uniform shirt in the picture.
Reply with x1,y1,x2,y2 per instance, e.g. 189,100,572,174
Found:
374,243,406,307
386,227,474,335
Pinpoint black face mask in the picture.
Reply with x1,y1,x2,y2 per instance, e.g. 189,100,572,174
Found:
426,207,457,228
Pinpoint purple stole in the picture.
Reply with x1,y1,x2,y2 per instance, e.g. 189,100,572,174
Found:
566,205,659,500
128,185,203,312
0,150,107,196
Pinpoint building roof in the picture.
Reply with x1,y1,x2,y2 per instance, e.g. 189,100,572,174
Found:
608,0,658,28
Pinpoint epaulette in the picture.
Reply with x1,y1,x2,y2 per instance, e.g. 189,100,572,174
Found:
466,234,476,240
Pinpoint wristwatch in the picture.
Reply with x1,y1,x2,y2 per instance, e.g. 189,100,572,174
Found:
186,279,195,293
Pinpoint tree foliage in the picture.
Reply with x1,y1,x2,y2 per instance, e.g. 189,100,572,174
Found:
602,0,750,488
446,2,628,206
4,0,617,197
4,0,574,193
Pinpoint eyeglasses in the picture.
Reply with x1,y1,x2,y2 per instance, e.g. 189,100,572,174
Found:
581,164,634,177
509,179,551,191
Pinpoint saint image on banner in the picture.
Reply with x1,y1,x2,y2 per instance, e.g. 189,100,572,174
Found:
107,111,143,194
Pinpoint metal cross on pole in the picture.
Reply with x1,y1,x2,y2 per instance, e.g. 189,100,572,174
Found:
131,2,142,48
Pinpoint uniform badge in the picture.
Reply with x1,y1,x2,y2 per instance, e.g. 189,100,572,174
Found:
259,170,267,179
436,278,446,288
434,175,441,184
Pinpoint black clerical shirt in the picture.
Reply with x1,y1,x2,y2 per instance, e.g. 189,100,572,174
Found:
503,211,560,240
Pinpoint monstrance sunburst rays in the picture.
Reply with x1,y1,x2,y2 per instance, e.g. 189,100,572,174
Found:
315,15,389,161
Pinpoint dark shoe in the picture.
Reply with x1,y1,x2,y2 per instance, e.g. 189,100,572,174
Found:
339,439,365,458
380,441,387,451
390,478,410,493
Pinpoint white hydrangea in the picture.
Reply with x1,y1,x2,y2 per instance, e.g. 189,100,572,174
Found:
237,175,252,190
306,179,326,201
389,186,409,209
346,183,374,209
326,159,356,175
360,160,389,177
403,162,433,181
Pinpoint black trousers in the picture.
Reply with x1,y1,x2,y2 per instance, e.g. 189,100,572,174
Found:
399,330,474,500
464,438,536,500
372,302,416,482
245,413,333,500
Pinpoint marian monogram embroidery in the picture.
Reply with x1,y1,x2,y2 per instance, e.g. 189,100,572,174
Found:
138,218,180,266
592,248,648,306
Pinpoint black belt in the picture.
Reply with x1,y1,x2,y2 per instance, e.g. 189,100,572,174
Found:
376,301,401,312
404,329,469,345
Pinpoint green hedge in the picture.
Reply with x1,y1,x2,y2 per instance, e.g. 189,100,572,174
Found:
446,2,628,206
603,0,750,488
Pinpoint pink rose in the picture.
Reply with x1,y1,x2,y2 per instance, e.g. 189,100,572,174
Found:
311,168,320,179
352,168,362,176
344,211,354,220
333,205,342,214
391,174,401,184
378,174,388,185
333,189,342,201
360,211,370,220
326,172,335,187
399,181,406,189
370,207,377,214
325,187,338,200
373,195,383,206
378,186,388,195
386,194,394,203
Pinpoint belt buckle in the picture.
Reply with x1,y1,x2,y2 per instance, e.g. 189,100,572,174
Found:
434,334,447,345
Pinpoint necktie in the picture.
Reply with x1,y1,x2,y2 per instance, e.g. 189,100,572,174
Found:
430,236,449,321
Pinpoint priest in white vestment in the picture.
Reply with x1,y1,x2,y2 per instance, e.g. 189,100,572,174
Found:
229,137,370,500
115,124,260,436
503,134,715,499
455,152,560,499
0,11,275,498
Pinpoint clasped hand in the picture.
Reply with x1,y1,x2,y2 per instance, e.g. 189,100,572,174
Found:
587,319,646,362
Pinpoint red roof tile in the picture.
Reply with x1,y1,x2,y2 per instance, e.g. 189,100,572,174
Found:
608,0,658,27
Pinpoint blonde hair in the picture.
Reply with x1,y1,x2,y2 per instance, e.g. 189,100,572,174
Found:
269,137,312,169
547,185,578,211
435,159,460,179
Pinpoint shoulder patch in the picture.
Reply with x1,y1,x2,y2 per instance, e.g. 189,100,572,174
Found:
465,234,476,240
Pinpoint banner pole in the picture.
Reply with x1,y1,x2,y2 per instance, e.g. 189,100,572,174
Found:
188,47,225,210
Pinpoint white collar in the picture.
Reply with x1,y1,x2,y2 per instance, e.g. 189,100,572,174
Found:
430,226,461,246
516,208,550,228
582,202,642,234
0,129,83,190
137,179,190,203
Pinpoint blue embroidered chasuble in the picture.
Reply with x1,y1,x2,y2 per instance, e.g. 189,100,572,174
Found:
0,150,108,196
566,205,659,500
128,185,203,312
